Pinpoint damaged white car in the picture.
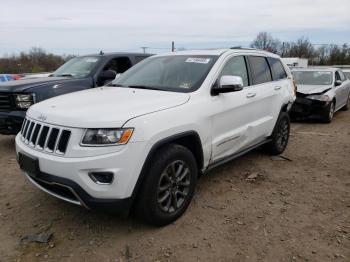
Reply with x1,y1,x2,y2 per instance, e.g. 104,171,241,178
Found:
290,68,350,122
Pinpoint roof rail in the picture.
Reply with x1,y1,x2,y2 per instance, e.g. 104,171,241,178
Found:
230,47,259,51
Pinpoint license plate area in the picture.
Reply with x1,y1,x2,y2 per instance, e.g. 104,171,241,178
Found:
18,152,40,176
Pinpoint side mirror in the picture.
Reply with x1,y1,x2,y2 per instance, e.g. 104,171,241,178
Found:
99,70,117,82
335,80,342,86
211,75,244,96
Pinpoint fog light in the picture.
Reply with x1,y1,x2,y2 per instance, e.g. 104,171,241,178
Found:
88,172,114,185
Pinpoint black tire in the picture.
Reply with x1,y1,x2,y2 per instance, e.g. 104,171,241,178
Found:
264,112,290,155
321,102,335,123
341,94,350,111
136,144,197,226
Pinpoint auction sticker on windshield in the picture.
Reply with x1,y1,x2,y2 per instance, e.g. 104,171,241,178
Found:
185,58,211,64
85,58,99,63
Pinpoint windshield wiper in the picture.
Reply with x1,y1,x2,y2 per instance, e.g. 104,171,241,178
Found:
107,84,163,91
107,83,126,87
55,73,73,77
127,85,163,91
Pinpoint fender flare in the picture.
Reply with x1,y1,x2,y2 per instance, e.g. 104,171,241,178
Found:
129,130,203,206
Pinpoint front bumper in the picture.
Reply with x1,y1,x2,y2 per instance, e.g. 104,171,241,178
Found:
15,134,148,214
0,110,26,135
23,171,133,215
290,97,330,118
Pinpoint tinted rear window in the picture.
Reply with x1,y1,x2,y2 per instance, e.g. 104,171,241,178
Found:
248,56,272,85
268,57,287,80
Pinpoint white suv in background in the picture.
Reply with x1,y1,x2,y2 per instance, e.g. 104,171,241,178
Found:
16,49,295,226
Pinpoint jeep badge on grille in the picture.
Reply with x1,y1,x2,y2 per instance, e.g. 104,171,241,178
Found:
38,114,47,121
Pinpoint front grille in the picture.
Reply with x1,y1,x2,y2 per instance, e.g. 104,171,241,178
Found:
20,118,71,155
0,93,12,111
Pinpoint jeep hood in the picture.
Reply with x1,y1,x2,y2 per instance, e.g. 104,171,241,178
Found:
0,76,84,92
27,87,190,128
296,84,332,95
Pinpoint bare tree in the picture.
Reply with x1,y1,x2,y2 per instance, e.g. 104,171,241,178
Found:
288,37,315,59
250,32,281,53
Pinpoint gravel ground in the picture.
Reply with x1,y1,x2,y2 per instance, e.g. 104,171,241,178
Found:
0,110,349,262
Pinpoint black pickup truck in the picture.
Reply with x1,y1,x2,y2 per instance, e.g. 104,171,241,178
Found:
0,52,152,135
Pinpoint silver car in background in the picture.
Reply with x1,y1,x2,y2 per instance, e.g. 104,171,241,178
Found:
290,68,350,122
343,69,350,80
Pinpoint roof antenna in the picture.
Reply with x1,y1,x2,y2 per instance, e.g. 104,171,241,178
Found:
99,50,104,55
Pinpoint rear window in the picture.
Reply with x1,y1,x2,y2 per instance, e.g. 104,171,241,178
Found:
267,57,287,80
247,56,272,85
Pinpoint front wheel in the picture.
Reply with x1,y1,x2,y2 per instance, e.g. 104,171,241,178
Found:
136,144,197,226
322,102,335,123
264,112,290,155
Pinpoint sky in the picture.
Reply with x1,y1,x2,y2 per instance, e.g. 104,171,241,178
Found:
1,0,350,56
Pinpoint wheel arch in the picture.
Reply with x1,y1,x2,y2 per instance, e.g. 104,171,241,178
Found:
130,131,204,207
281,102,291,113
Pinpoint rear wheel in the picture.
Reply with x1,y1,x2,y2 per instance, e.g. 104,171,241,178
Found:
264,112,290,155
322,102,335,123
136,144,197,226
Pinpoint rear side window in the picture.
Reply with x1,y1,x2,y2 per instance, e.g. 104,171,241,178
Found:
267,57,287,80
247,56,272,85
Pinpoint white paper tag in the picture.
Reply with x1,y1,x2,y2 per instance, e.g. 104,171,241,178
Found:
85,58,98,63
185,58,211,64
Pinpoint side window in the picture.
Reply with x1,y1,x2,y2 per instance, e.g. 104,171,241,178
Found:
267,57,287,80
335,71,341,81
103,57,132,74
339,71,346,81
219,56,249,87
135,56,148,64
248,56,272,85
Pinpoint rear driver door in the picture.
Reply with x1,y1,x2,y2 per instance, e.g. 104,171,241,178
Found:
245,55,280,144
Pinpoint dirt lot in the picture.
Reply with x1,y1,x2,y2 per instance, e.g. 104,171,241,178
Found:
0,111,349,262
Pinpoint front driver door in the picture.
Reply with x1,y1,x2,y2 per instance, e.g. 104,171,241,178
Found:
210,55,255,162
334,71,346,109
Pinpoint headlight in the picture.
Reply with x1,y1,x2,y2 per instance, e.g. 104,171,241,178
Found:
306,94,331,102
14,93,35,109
81,128,134,146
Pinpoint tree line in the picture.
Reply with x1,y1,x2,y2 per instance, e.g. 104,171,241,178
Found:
1,34,349,74
0,47,73,74
250,32,350,65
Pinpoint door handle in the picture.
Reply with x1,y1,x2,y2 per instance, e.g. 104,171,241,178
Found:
274,86,282,90
246,93,256,98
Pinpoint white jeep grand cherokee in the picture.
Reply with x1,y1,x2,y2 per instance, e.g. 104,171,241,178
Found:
16,49,295,226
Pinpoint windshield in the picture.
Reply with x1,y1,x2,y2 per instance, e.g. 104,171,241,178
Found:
52,56,101,78
292,71,333,85
344,72,350,80
110,55,218,92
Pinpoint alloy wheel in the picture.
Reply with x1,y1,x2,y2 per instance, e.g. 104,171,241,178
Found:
157,160,191,213
329,103,335,120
